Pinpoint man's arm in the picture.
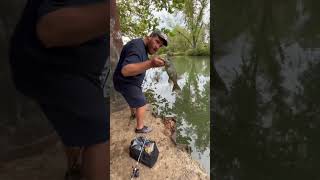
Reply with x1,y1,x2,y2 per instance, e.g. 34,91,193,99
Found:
36,1,108,48
121,56,164,77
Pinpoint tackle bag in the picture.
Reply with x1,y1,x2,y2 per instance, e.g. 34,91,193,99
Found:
129,136,159,168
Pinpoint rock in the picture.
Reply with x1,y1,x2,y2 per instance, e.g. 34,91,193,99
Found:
177,144,192,154
170,131,177,145
163,129,171,137
163,116,176,133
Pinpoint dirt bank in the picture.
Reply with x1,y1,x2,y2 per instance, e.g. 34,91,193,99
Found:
0,141,66,180
0,103,209,180
110,104,209,180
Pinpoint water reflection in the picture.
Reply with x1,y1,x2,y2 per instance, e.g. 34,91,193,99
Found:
213,0,320,179
143,56,210,174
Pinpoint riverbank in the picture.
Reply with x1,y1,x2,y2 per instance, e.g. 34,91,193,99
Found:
0,140,66,179
0,103,208,180
110,104,209,180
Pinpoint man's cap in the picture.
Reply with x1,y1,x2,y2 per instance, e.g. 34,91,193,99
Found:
150,30,169,46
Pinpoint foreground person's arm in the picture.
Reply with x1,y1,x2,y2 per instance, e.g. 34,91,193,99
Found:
36,1,108,48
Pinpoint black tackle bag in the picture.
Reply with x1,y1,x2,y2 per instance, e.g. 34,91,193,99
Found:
129,136,159,168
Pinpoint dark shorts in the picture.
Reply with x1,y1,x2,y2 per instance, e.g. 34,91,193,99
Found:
14,72,109,147
114,83,147,108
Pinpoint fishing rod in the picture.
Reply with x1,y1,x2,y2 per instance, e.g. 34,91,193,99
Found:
130,136,147,179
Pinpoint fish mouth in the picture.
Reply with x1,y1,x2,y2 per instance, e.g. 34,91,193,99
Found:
149,48,157,54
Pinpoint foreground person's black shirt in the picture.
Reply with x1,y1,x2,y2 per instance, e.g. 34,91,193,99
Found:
9,0,108,101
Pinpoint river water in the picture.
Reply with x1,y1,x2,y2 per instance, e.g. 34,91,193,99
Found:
142,56,210,174
213,0,320,179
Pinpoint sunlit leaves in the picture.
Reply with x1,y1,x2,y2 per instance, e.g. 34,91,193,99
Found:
117,0,184,38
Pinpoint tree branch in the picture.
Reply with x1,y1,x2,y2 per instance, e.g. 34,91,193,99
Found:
176,30,193,47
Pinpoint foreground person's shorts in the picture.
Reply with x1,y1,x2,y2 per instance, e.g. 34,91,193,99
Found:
14,73,109,147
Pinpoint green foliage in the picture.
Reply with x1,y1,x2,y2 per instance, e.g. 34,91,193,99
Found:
157,25,209,56
182,0,209,49
186,46,209,56
169,26,191,50
117,0,210,55
172,52,186,56
163,0,210,52
117,0,184,38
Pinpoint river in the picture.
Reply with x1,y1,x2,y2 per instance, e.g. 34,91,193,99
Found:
213,0,320,179
142,56,210,174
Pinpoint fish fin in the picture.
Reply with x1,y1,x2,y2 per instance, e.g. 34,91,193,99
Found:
172,83,181,91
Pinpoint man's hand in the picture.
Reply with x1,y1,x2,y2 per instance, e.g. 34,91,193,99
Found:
150,56,165,67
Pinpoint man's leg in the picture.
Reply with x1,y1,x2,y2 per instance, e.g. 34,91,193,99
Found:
135,105,153,133
64,147,82,169
64,147,83,179
128,108,136,126
130,108,136,119
136,105,146,129
82,141,109,180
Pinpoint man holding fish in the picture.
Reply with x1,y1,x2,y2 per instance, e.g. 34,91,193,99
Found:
113,30,169,133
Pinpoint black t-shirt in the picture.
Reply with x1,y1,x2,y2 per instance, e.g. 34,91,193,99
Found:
113,38,148,88
9,0,108,96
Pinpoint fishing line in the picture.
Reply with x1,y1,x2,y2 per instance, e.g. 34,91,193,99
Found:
130,136,147,179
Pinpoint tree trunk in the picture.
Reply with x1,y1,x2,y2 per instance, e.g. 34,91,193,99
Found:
110,0,127,112
192,35,197,49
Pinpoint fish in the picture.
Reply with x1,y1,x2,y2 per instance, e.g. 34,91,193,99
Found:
162,56,181,92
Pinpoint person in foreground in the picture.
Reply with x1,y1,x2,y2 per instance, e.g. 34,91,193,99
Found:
9,0,109,180
113,31,168,133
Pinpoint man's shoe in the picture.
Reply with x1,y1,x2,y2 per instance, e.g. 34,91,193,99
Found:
135,126,153,133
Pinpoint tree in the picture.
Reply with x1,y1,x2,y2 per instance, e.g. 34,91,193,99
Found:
179,0,208,49
117,0,184,38
167,25,190,52
157,24,209,55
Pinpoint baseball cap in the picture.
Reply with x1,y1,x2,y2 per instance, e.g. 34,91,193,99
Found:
150,30,169,46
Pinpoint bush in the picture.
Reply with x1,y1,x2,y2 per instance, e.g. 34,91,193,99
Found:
173,51,186,56
157,46,209,57
186,46,209,56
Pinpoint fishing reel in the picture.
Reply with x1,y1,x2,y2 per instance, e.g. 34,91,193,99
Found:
131,166,140,178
